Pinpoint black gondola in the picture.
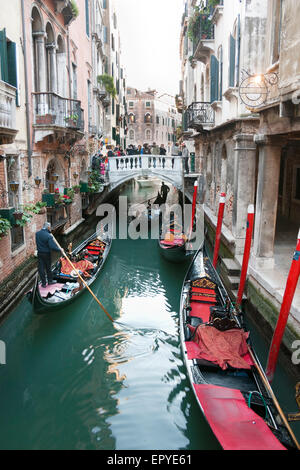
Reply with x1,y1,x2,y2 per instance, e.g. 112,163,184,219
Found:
179,244,298,450
27,228,112,314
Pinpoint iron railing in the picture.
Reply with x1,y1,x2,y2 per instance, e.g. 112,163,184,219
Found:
33,92,84,132
187,102,215,128
192,14,215,55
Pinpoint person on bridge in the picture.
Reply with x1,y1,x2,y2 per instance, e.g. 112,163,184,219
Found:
160,144,166,168
171,142,179,169
182,143,190,174
160,182,170,204
151,142,159,168
36,222,62,288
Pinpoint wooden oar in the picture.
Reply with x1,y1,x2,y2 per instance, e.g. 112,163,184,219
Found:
52,235,114,323
246,344,300,450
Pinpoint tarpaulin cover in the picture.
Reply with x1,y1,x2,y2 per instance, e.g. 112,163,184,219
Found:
187,325,252,370
192,384,286,450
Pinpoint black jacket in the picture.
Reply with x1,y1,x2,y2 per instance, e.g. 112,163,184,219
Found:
36,229,61,254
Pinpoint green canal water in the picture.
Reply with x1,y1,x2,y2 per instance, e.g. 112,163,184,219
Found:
0,180,299,450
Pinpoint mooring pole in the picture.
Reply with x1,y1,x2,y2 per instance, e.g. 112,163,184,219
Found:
213,193,226,268
266,229,300,383
236,205,255,308
190,180,198,234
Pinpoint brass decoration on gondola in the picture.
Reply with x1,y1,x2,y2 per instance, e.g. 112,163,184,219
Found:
288,382,300,422
192,278,216,290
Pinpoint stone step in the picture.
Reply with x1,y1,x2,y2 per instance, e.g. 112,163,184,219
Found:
226,276,241,290
231,290,247,302
220,258,241,276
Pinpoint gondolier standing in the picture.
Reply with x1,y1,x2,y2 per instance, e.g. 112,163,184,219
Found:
35,222,62,288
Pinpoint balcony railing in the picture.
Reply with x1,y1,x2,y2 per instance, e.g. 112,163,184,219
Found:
192,14,215,61
33,92,84,132
187,102,215,129
0,80,17,144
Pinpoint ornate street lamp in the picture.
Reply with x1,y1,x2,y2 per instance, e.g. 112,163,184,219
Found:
34,176,42,187
52,173,59,182
9,181,19,192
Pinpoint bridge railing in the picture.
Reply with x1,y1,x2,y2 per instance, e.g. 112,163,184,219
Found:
108,155,183,173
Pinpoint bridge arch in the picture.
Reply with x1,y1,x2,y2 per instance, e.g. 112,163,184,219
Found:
108,155,183,192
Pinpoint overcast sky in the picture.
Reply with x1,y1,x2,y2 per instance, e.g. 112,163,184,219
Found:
114,0,184,97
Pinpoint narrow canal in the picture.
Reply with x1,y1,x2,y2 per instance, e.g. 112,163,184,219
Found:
0,180,298,450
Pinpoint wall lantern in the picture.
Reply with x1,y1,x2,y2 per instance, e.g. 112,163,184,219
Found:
34,176,42,187
9,181,19,192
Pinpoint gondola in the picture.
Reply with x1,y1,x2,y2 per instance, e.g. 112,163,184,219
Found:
179,245,297,450
158,217,190,263
27,228,112,314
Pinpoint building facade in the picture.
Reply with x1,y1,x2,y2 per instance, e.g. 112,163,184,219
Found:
179,0,300,349
126,87,181,153
0,0,126,286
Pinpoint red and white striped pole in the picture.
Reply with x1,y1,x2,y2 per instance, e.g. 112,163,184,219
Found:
236,205,255,308
213,192,226,268
266,229,300,383
190,180,198,234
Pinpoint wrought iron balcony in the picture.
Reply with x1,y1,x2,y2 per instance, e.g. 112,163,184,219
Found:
187,102,215,129
0,80,17,144
33,92,84,132
192,14,215,63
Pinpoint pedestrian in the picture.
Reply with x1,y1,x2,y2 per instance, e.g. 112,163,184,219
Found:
160,144,166,168
182,143,190,174
171,142,179,169
160,181,170,204
36,222,62,288
151,142,159,168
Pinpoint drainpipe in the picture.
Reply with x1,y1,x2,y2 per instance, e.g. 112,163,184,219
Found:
21,0,32,178
67,27,72,100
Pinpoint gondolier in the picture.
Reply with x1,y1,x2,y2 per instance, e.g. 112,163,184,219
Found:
35,222,62,288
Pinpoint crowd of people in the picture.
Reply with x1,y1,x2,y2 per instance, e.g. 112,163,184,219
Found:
91,141,190,174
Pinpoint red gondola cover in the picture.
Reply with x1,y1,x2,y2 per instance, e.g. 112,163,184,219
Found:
192,384,286,450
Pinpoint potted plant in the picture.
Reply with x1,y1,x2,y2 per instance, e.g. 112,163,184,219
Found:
72,184,81,194
97,74,117,98
13,209,24,221
0,217,12,239
24,201,47,215
15,211,33,227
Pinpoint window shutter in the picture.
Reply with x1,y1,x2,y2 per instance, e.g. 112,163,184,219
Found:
210,55,219,103
0,29,8,83
85,0,90,37
229,34,236,87
103,26,108,44
7,41,19,106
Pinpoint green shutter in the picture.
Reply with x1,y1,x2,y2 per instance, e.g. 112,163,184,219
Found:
0,28,8,83
7,41,19,106
229,34,236,87
210,55,219,103
85,0,90,37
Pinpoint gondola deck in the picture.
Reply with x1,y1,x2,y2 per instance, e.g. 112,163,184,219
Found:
179,246,296,450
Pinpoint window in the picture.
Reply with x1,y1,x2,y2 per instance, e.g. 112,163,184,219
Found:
229,34,236,87
128,101,134,108
210,55,219,103
145,129,151,140
0,29,19,105
129,129,134,140
144,113,152,124
145,101,151,108
128,113,135,123
156,116,159,124
11,225,24,252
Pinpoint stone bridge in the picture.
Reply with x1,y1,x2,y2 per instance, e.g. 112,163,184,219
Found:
108,155,184,190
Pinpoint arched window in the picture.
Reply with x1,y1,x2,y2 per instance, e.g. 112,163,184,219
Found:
128,113,135,123
31,6,45,92
145,129,151,141
45,22,55,93
129,129,135,140
144,113,152,124
57,35,67,97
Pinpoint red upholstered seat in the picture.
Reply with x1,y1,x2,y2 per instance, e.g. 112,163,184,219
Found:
189,302,214,322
